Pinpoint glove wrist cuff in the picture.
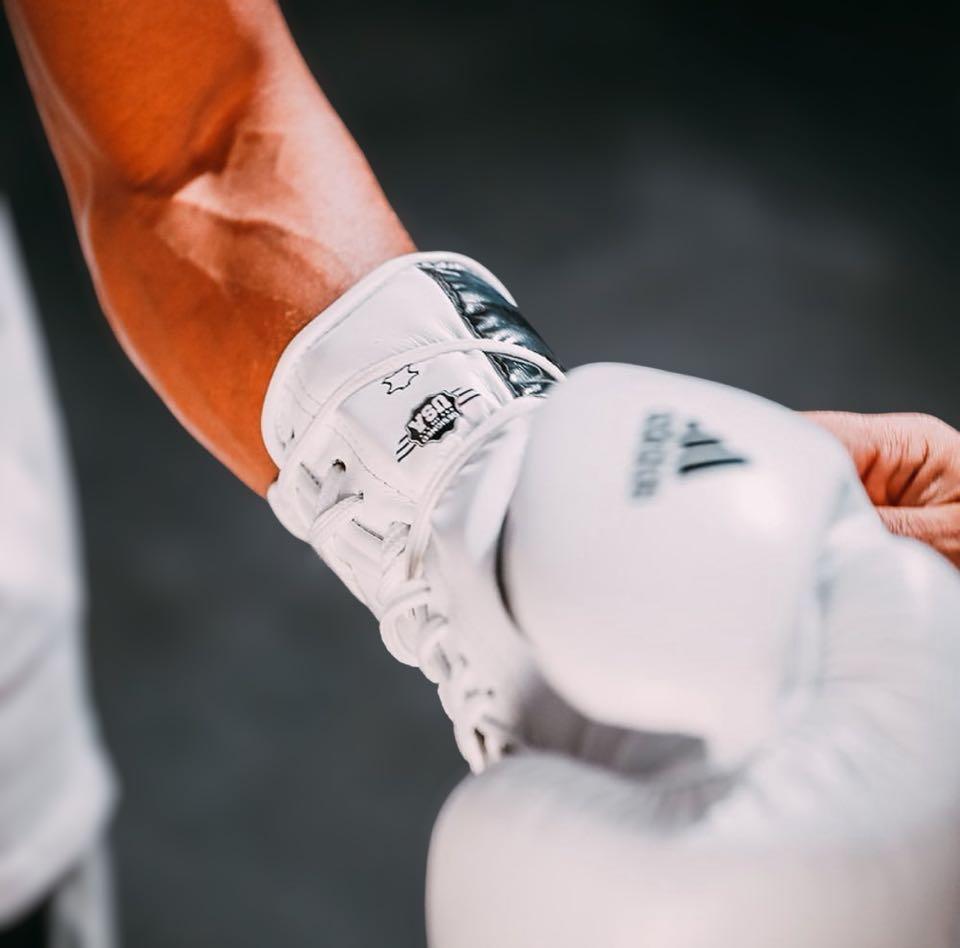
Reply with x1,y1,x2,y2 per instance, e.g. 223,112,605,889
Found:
260,251,561,604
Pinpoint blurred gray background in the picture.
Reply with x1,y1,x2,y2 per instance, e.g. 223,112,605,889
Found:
1,3,958,945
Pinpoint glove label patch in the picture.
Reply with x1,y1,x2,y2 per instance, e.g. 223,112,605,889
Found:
632,413,747,498
396,388,480,461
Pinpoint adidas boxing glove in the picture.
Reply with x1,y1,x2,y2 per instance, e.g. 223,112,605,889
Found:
504,362,866,766
427,365,960,948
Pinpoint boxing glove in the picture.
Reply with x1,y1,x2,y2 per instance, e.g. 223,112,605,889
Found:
504,362,862,766
263,253,567,771
427,365,960,948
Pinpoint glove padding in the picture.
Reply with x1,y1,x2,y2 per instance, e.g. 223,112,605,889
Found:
428,364,960,948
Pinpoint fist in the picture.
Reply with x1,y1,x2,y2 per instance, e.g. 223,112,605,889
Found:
808,412,960,568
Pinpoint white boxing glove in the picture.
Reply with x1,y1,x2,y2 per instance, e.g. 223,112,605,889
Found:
427,364,960,948
505,363,861,766
263,253,569,771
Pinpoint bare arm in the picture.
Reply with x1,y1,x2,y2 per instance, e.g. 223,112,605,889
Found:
5,0,414,493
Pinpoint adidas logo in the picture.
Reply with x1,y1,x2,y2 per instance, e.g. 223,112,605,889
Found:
632,413,747,499
677,422,747,475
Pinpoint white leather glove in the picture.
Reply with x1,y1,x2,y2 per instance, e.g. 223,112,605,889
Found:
427,363,960,948
263,253,569,771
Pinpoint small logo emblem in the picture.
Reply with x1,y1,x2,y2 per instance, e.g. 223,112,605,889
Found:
676,422,747,475
632,414,747,499
382,364,420,395
396,388,480,461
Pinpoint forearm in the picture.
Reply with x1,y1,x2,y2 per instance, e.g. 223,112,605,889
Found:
6,0,413,492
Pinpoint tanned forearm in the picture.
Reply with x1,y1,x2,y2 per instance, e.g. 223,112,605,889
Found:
5,0,414,493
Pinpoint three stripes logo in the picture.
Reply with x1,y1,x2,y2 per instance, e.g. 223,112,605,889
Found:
632,412,747,499
677,421,747,475
395,388,481,462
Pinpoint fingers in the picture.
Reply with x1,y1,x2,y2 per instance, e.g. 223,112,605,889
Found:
877,504,960,568
805,412,947,506
806,412,960,568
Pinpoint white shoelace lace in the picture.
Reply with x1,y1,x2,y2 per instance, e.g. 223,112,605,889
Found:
288,339,564,771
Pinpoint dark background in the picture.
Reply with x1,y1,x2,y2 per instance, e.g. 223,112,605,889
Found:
1,4,958,945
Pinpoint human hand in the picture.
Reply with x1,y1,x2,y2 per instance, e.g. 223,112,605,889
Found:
807,412,960,568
